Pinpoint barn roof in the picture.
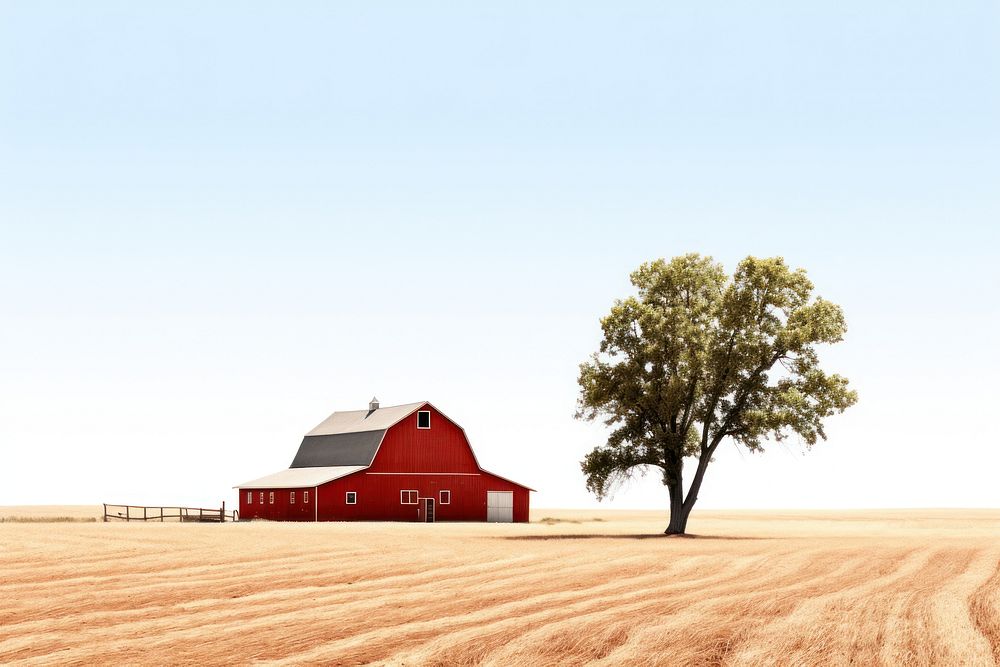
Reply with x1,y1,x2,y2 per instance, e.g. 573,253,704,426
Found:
289,431,385,468
305,401,426,436
235,465,366,489
285,401,429,468
235,400,536,492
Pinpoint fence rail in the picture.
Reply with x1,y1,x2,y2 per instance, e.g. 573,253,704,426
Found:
103,503,238,523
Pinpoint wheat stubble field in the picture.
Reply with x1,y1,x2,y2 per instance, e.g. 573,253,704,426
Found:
3,508,1000,666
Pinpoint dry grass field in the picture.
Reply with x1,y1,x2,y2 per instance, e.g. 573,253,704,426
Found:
3,507,1000,666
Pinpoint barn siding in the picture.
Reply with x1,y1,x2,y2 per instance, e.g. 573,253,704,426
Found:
365,404,480,473
239,487,315,522
316,470,529,522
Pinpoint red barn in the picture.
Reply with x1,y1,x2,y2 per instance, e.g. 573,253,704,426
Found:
235,399,533,522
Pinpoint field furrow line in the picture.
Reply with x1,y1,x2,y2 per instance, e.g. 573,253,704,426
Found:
969,553,1000,665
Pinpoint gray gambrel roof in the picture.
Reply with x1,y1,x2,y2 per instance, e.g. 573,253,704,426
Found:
290,431,385,467
289,401,427,468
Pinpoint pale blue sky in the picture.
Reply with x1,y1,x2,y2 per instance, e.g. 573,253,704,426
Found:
1,2,998,509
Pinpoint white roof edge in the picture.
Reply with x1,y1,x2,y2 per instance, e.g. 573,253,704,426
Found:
233,465,368,489
305,401,428,436
480,468,536,492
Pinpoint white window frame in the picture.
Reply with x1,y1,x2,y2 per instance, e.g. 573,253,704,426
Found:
346,491,357,505
401,489,418,505
259,491,264,504
440,490,451,504
269,491,275,505
246,491,252,504
290,491,295,504
417,410,431,429
304,490,309,504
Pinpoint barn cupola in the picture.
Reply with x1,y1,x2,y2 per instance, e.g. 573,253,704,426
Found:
368,396,379,412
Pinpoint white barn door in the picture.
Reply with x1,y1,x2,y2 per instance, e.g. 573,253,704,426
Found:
486,491,513,522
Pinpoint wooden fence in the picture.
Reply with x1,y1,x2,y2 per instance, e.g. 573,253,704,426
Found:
103,503,238,523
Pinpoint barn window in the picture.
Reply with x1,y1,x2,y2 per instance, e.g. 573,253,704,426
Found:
290,491,295,504
440,490,451,504
401,489,418,504
304,491,309,504
259,492,264,504
269,492,275,504
417,410,431,429
246,491,252,504
346,491,357,505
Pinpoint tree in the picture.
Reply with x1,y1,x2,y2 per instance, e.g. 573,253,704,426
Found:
576,254,857,535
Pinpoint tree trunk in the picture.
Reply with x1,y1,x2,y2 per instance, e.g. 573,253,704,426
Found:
667,448,714,535
665,493,691,534
663,446,687,534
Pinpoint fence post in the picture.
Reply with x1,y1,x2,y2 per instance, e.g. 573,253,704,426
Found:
103,503,107,523
221,501,225,523
143,506,147,521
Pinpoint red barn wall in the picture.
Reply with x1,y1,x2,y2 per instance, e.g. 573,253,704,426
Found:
239,487,315,522
316,471,529,522
366,404,480,473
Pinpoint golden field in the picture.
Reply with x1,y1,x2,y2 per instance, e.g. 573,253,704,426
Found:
3,508,1000,666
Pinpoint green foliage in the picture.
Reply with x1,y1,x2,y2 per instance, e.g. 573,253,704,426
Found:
577,254,857,519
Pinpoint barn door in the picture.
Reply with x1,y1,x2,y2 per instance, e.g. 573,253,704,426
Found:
423,498,435,523
486,491,513,522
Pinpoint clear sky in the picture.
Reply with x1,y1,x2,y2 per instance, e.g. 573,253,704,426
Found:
1,2,998,510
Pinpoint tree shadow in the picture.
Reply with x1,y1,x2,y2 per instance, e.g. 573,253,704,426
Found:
503,534,769,541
